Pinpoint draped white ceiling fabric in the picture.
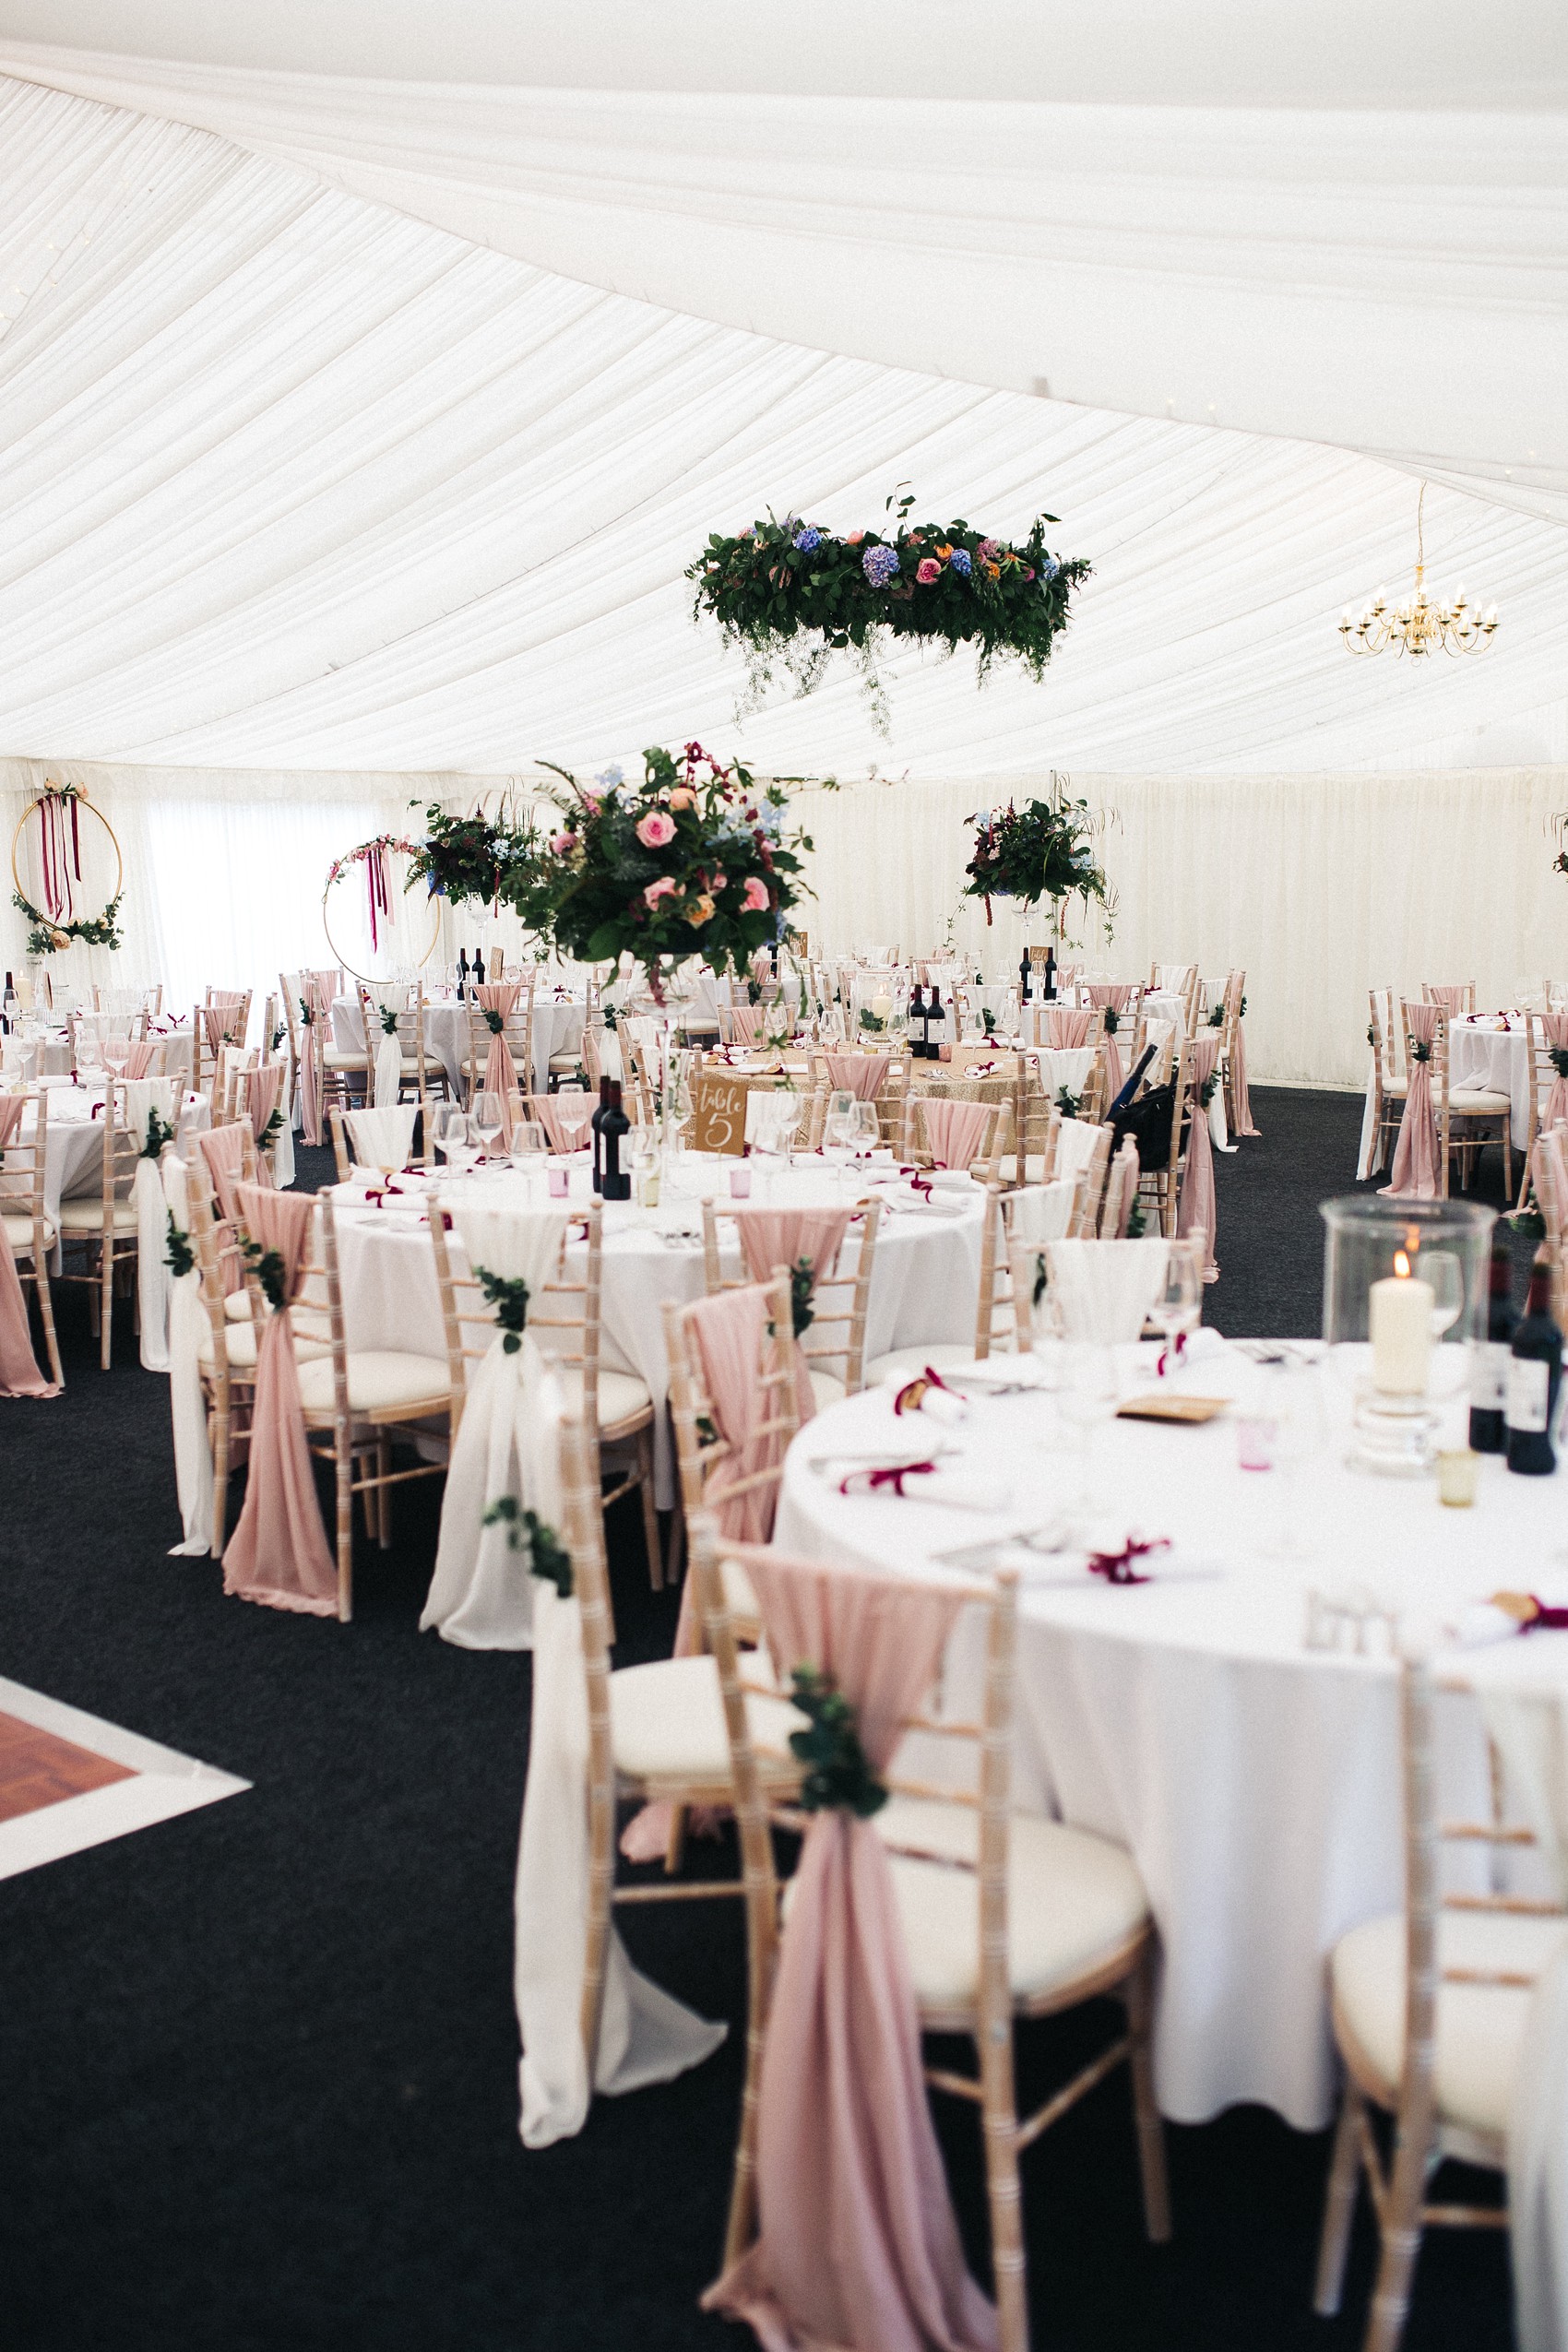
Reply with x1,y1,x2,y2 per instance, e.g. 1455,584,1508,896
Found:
1,2,1564,514
0,72,1564,780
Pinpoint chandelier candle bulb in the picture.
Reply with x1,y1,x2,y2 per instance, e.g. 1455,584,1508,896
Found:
1370,1253,1433,1396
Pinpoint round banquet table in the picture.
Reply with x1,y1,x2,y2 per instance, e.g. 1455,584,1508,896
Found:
327,1158,986,1507
772,1341,1568,2132
12,1077,211,1264
330,992,588,1100
1450,1015,1534,1141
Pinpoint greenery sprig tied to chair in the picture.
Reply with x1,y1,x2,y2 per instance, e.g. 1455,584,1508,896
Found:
786,1669,887,1817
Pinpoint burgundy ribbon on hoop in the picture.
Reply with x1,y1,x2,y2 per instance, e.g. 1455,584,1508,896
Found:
1086,1535,1170,1586
838,1460,939,1498
366,840,393,954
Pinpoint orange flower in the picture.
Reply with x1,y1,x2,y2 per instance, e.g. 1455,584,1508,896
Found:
984,560,1001,580
668,786,697,810
936,543,953,560
683,893,716,927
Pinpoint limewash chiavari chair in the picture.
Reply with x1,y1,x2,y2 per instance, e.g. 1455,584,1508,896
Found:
696,1526,1169,2352
1134,1029,1190,1238
1422,981,1478,1018
196,990,252,1099
1368,988,1408,1171
1099,1134,1142,1239
556,1418,806,2122
54,1078,142,1369
430,1195,663,1590
1399,1000,1512,1199
1514,1010,1568,1209
699,1197,883,1410
1052,1116,1114,1238
659,1273,800,1603
0,1087,64,1387
859,1180,1065,1390
279,1191,450,1621
327,1104,424,1183
1313,1657,1568,2352
1148,961,1201,1033
901,1092,1004,1177
464,978,534,1109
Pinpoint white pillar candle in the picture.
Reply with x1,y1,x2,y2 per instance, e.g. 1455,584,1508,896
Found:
872,992,892,1021
1370,1253,1432,1395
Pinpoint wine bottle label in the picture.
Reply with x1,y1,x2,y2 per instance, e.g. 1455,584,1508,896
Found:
1470,1341,1510,1412
1507,1356,1551,1434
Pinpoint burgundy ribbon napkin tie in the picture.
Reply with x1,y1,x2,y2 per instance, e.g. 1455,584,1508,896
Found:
1087,1535,1171,1586
838,1460,939,1498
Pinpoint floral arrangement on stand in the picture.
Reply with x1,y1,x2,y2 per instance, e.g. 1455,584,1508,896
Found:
687,492,1088,730
12,782,124,956
516,744,812,1000
961,780,1115,935
326,835,423,953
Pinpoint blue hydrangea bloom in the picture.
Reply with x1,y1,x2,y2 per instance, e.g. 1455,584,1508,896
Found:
862,544,900,588
1040,558,1061,583
793,525,822,552
949,548,972,576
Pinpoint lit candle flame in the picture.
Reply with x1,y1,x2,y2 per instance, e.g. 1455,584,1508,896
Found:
1394,1250,1411,1278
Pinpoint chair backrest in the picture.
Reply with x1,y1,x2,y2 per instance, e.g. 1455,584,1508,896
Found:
0,1087,48,1231
1099,1135,1141,1237
1422,981,1477,1017
466,978,535,1104
662,1275,798,1537
1369,987,1405,1087
430,1190,601,1429
700,1200,882,1396
904,1092,1003,1174
94,1080,146,1212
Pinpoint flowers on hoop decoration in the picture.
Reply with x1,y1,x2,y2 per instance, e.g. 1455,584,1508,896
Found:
962,780,1115,934
687,490,1089,730
326,836,422,953
514,745,812,1000
405,805,529,909
12,783,123,955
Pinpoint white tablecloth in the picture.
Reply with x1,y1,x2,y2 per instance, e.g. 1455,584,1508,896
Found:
329,1159,986,1507
1451,1017,1533,1140
773,1343,1568,2132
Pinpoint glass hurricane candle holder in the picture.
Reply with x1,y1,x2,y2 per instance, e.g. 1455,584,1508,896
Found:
1320,1196,1494,1474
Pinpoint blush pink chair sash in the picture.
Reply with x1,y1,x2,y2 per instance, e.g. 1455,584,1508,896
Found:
919,1097,991,1170
197,1123,252,1293
1086,984,1132,1102
202,1003,244,1054
1384,1002,1441,1200
478,983,523,1105
728,1004,763,1049
529,1095,588,1154
0,1099,57,1397
1426,984,1469,1016
247,1067,283,1182
1046,1005,1092,1048
1177,1037,1220,1281
663,1282,790,1666
826,1054,888,1103
125,1039,158,1079
221,1183,337,1616
1541,1014,1568,1134
704,1552,999,2352
735,1206,852,1423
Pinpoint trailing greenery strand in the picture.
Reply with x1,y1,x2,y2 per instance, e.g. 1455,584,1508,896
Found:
787,1668,887,1817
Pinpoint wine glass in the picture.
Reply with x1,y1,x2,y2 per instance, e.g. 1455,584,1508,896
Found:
509,1119,548,1183
1422,1251,1467,1399
823,1089,857,1171
552,1095,593,1154
1151,1242,1202,1377
852,1100,882,1162
471,1089,505,1167
435,1106,479,1177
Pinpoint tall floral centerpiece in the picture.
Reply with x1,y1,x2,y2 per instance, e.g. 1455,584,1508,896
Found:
521,744,812,1002
962,784,1114,933
688,492,1088,726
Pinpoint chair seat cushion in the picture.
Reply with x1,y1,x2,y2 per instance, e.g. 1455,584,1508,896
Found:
809,1366,847,1411
554,1365,652,1430
2,1212,55,1254
223,1290,253,1322
609,1653,805,1785
56,1197,140,1233
199,1323,329,1372
1444,1088,1511,1116
864,1344,983,1389
1332,1909,1568,2139
321,1045,367,1068
993,1156,1052,1185
295,1350,449,1413
864,1795,1150,2011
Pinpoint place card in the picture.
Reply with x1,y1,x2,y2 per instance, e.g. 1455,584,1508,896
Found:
1115,1394,1229,1424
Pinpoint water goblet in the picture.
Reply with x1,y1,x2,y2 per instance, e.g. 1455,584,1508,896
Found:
508,1120,548,1189
436,1106,479,1178
1150,1242,1202,1378
470,1089,505,1168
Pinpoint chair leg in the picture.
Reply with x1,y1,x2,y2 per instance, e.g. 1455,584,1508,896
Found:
1126,1945,1172,2242
336,1433,354,1622
977,2025,1029,2352
376,1432,393,1548
636,1424,662,1589
1313,2083,1364,2316
101,1236,114,1371
211,1395,231,1556
1364,2097,1431,2352
665,1500,686,1591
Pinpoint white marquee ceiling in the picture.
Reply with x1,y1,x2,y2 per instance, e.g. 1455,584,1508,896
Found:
0,57,1562,778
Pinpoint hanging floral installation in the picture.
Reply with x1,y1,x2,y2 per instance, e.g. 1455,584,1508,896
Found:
961,779,1115,933
10,782,124,956
325,835,423,953
405,804,534,909
687,490,1089,728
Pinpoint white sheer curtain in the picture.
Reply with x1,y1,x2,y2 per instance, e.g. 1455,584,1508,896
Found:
798,766,1568,1091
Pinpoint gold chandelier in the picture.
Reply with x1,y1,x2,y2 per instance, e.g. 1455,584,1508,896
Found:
1339,483,1498,659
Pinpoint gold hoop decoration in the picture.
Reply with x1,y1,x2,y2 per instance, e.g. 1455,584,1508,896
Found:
11,783,125,955
322,834,440,984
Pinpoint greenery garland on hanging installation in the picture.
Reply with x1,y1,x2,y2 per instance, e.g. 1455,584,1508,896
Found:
961,781,1115,934
687,490,1089,729
11,782,125,956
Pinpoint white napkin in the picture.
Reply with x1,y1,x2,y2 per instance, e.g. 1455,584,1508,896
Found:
1044,1238,1171,1344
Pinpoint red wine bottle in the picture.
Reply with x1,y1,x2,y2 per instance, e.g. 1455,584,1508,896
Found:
1505,1250,1562,1477
926,981,947,1058
1042,944,1058,1003
473,946,486,987
600,1082,631,1201
909,983,928,1058
590,1075,610,1194
1469,1228,1517,1454
1018,949,1032,1004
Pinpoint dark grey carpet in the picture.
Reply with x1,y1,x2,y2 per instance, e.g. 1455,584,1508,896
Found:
0,1092,1518,2349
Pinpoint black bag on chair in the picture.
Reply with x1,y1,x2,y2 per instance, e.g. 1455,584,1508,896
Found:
1109,1071,1189,1171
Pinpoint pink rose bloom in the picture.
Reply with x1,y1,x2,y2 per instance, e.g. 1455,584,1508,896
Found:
742,876,770,912
916,557,942,585
644,876,679,906
709,870,726,889
549,832,576,855
636,810,676,849
845,529,865,545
